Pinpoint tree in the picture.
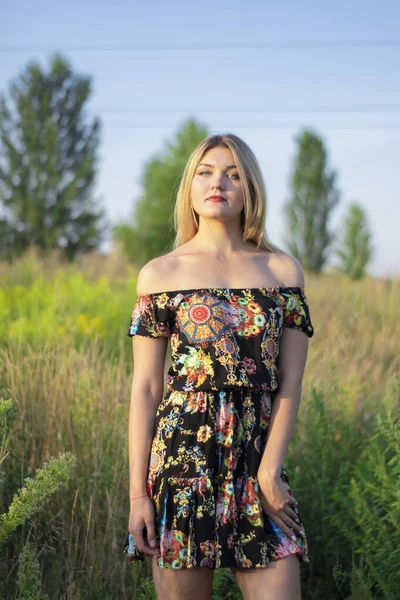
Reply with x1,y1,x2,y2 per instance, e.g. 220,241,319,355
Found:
283,129,340,273
0,53,106,261
336,202,372,280
113,117,209,265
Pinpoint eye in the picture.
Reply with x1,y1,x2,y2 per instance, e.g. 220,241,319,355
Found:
198,171,240,179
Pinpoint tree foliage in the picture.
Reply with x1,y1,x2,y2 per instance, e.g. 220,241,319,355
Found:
336,202,373,280
0,53,106,261
113,117,208,265
283,129,340,273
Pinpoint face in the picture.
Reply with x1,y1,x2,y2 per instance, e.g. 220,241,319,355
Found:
190,146,244,223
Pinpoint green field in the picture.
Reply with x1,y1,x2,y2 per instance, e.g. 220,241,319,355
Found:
1,252,399,599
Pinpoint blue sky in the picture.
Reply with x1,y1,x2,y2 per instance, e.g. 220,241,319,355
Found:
1,0,399,276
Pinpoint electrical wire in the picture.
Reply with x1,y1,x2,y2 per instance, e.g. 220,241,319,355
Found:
92,104,400,114
0,39,400,52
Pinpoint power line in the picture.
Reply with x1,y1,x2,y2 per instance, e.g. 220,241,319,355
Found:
94,104,400,114
0,39,400,52
103,122,400,130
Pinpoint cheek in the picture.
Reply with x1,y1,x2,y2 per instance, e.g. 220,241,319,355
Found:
234,186,244,206
235,186,244,199
191,177,203,193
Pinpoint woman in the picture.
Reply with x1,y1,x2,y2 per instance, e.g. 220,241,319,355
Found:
124,133,314,600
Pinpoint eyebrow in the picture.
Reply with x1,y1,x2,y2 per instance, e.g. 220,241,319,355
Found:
197,163,238,170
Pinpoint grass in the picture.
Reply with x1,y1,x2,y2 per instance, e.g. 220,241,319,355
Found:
1,250,399,599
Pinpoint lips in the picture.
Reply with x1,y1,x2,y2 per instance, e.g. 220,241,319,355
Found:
207,196,226,202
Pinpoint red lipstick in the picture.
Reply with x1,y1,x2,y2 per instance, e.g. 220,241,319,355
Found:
207,196,226,202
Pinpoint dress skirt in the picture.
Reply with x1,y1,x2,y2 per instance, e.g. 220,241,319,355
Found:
124,386,309,569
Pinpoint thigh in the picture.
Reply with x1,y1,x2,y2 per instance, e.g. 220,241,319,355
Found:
231,554,301,600
151,556,214,600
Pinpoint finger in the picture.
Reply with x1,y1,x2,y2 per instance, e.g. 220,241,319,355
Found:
131,527,146,553
279,510,304,535
271,515,299,541
285,493,299,512
285,504,299,519
259,489,302,536
144,518,158,551
284,504,302,526
140,524,159,556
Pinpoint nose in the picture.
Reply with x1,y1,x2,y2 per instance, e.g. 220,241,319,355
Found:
210,171,225,190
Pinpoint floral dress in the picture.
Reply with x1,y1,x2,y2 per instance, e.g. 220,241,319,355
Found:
123,286,314,569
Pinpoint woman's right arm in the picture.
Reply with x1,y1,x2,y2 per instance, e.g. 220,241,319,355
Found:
129,334,168,498
128,314,169,555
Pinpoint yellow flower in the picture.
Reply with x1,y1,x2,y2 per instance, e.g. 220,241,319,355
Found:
157,293,170,308
247,301,260,313
197,425,213,443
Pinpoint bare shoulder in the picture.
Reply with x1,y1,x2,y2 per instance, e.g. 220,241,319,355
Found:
136,253,179,295
269,251,305,288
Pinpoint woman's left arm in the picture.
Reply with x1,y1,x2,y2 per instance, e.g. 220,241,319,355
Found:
258,327,309,479
256,327,310,540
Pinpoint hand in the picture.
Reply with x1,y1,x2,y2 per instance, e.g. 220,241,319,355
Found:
257,470,305,541
129,497,160,556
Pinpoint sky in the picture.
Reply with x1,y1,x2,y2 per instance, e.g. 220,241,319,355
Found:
0,0,399,277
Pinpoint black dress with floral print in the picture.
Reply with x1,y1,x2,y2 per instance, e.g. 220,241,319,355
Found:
124,287,314,569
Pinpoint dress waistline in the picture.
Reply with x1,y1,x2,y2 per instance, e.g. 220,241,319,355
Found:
165,383,276,394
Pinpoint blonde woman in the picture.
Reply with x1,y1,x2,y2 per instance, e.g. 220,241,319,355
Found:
124,133,314,600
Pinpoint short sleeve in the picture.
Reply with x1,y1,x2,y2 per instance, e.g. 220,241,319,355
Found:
280,287,314,338
127,293,171,338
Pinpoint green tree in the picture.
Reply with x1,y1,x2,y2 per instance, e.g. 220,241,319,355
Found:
336,202,372,280
283,129,340,273
113,117,208,264
0,53,106,261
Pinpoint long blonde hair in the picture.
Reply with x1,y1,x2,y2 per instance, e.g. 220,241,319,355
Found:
173,133,282,253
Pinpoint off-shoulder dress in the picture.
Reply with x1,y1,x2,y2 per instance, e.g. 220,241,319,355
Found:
123,286,314,569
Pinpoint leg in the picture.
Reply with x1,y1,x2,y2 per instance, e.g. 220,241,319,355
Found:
151,556,214,600
231,554,302,600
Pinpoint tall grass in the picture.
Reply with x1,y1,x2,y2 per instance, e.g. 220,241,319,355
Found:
1,252,399,598
1,342,134,598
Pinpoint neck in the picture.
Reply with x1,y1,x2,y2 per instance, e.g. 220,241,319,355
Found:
192,216,249,256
